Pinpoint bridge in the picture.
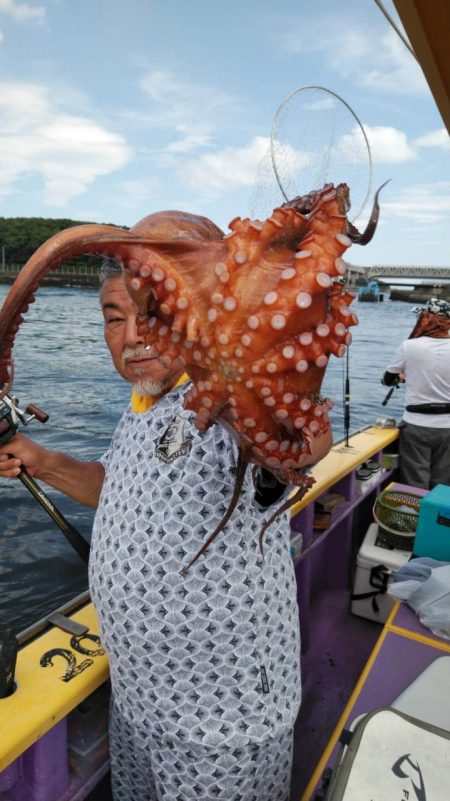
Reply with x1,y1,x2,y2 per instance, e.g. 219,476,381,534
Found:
346,264,450,284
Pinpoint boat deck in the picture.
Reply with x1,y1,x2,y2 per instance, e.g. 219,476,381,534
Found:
290,589,381,799
83,595,382,801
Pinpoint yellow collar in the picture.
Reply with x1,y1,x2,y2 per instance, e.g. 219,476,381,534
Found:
131,373,189,413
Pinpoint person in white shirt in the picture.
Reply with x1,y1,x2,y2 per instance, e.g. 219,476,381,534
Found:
382,298,450,489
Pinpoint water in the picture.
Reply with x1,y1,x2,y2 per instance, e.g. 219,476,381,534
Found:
0,285,416,634
0,285,130,634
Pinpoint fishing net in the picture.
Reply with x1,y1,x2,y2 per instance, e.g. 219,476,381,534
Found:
373,489,421,550
249,85,372,222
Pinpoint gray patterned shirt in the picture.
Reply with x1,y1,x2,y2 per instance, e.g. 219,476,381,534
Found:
89,385,301,749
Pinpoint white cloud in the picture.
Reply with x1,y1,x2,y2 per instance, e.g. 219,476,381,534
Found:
139,69,236,155
276,17,427,96
177,136,272,195
416,128,450,151
364,125,417,163
383,182,450,224
357,30,424,95
0,0,45,22
0,81,132,205
334,126,373,164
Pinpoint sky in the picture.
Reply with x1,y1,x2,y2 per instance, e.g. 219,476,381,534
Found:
0,0,449,268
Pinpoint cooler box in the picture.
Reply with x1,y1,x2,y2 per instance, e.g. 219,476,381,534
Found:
413,483,450,561
351,523,410,623
322,708,450,801
392,656,450,731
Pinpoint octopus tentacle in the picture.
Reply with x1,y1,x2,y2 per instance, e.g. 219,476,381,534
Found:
180,449,249,576
258,478,315,557
347,180,391,245
0,225,157,396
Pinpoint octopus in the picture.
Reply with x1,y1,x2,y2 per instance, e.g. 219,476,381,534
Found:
0,182,385,571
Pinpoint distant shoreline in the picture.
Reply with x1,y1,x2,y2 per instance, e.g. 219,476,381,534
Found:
0,264,100,288
2,268,449,301
0,276,100,288
389,286,450,303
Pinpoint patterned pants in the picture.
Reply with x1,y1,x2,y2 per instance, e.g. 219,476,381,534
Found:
109,704,294,801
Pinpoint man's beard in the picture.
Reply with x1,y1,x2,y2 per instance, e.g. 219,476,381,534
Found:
123,346,173,397
133,376,171,396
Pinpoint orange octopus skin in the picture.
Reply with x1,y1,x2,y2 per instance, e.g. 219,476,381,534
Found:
123,183,358,487
0,184,361,490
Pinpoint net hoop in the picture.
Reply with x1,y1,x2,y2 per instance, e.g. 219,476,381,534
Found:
270,84,372,222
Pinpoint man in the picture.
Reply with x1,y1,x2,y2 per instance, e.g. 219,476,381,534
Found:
0,224,301,801
382,298,450,490
0,261,183,506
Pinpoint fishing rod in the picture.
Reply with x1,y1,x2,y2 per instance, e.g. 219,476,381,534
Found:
0,394,90,564
382,377,400,406
344,345,351,446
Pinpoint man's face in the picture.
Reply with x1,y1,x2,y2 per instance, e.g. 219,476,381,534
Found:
100,274,182,396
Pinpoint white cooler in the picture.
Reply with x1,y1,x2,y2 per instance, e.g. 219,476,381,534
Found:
351,523,410,623
392,656,450,730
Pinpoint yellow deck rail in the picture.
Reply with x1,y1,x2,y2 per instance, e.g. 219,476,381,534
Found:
290,425,399,516
0,603,109,771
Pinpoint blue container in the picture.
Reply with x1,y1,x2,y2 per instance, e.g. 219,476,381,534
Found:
414,484,450,560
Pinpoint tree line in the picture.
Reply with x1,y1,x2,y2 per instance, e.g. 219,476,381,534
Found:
0,217,128,267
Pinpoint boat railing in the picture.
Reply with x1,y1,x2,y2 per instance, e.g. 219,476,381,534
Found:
17,589,91,647
290,424,399,653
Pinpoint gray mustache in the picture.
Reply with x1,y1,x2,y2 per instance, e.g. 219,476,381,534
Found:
123,346,156,365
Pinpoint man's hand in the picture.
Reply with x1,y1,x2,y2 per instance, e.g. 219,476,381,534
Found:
381,370,402,387
0,432,44,478
0,432,105,508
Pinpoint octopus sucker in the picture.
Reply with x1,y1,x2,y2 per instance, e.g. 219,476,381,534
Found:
0,183,387,570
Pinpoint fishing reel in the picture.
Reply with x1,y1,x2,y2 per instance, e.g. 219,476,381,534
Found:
0,392,90,565
0,393,49,446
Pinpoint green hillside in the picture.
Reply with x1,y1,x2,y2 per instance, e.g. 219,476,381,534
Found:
0,217,127,265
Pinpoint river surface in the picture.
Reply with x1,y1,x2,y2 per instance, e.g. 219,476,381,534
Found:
0,284,416,633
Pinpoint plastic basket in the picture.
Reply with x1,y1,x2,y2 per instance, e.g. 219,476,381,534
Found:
373,489,420,550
